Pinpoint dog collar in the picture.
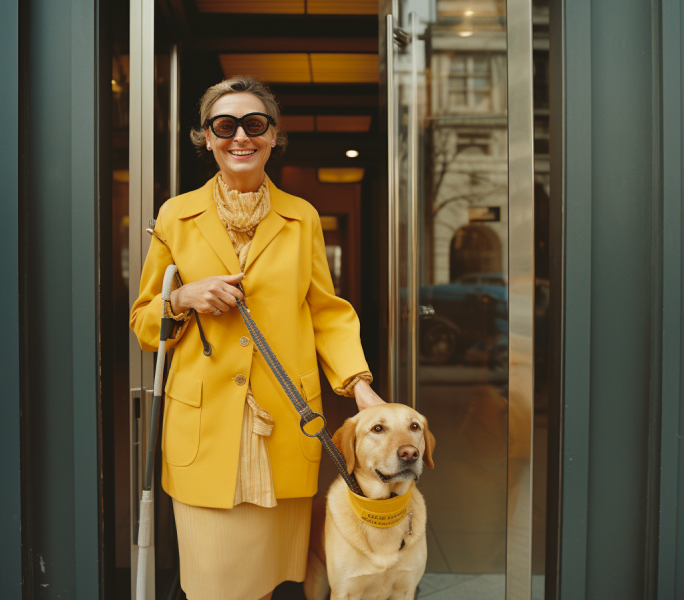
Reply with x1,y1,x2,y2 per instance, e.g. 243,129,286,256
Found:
347,484,413,528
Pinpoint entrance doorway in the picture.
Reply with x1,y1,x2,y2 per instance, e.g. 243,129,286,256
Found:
105,1,554,598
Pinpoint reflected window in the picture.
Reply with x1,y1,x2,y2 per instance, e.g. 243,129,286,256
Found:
448,55,492,112
456,131,491,155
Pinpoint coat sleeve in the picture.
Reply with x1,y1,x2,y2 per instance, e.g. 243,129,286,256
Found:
130,207,190,352
306,213,370,391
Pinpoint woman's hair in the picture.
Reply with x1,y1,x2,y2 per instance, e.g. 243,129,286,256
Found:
190,76,288,163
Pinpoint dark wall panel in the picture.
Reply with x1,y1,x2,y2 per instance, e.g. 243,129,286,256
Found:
23,0,101,597
586,0,654,595
657,0,683,593
0,0,22,595
563,0,661,597
27,0,77,593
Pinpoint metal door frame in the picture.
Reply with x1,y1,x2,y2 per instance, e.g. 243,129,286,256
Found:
129,0,155,596
384,1,536,597
129,4,182,596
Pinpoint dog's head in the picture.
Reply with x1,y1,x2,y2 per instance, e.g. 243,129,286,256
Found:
332,404,436,499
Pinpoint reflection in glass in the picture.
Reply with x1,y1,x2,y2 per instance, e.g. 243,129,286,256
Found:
391,0,550,596
111,7,131,594
420,2,509,584
392,1,511,596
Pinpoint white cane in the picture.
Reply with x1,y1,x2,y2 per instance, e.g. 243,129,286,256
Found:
136,264,178,600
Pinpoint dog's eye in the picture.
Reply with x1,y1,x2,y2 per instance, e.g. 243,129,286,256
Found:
410,423,421,432
372,425,384,433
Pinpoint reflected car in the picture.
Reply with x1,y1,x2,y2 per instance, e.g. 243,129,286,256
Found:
419,273,508,367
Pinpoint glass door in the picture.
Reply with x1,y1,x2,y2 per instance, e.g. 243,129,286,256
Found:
384,0,536,598
128,0,183,597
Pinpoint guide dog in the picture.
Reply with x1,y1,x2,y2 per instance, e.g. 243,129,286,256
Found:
304,403,436,600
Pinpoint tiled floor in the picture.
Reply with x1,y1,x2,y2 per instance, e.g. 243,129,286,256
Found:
417,573,504,599
416,574,545,600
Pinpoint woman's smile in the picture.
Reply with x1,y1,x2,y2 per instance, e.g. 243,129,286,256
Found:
227,148,258,159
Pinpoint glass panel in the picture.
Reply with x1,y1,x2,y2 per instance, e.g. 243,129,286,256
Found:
115,2,184,597
111,3,132,596
391,0,509,596
149,10,184,598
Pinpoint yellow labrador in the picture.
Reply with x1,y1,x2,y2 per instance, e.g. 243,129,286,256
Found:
304,403,436,600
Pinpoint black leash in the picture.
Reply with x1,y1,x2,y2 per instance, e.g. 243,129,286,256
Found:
186,280,365,497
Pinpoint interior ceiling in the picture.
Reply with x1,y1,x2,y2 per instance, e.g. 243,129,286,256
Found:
176,0,380,150
219,53,378,84
279,115,373,132
195,0,377,14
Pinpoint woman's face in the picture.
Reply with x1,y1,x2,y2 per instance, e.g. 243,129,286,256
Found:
204,92,277,184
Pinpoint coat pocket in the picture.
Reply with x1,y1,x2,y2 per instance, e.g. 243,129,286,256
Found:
162,369,203,467
300,367,322,403
298,367,323,463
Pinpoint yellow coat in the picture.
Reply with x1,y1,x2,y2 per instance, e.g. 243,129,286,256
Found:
130,174,369,509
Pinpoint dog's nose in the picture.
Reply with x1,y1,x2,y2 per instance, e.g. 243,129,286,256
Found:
397,445,419,462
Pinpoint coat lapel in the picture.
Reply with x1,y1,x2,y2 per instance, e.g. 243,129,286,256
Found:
244,181,302,273
244,209,285,273
194,208,243,275
179,174,242,275
179,175,301,276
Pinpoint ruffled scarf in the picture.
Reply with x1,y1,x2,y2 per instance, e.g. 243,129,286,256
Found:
214,173,271,268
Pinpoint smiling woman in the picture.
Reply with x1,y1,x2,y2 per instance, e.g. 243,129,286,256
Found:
190,76,288,194
130,75,383,600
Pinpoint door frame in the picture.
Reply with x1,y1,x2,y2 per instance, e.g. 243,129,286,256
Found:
381,1,549,597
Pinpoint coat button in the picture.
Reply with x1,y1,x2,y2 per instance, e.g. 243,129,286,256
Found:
239,336,249,347
235,374,247,386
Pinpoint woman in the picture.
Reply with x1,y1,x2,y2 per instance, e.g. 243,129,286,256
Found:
130,76,384,600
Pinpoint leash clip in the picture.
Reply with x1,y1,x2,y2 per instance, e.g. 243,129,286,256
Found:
300,412,327,438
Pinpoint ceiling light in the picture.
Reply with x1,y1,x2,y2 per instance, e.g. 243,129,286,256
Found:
458,31,474,37
346,150,359,158
464,10,474,16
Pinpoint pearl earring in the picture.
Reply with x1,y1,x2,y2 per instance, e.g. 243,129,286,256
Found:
207,145,211,151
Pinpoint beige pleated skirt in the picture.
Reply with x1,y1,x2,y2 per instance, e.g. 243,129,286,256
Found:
172,496,312,600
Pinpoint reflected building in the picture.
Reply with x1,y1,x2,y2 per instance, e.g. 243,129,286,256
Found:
423,0,549,286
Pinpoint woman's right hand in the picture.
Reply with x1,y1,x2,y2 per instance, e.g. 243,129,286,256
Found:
169,273,245,314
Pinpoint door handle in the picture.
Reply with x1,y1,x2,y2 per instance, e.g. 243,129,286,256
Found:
386,13,398,403
394,26,411,48
505,0,536,597
408,11,420,410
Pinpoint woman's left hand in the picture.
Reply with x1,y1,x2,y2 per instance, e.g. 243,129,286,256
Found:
353,379,386,411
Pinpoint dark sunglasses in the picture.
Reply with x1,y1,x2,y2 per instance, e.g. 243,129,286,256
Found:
206,112,275,139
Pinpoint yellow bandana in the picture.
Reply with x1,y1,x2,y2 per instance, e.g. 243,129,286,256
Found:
347,485,413,528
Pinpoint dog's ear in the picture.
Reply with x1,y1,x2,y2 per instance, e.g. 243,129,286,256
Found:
422,420,436,469
332,418,356,474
